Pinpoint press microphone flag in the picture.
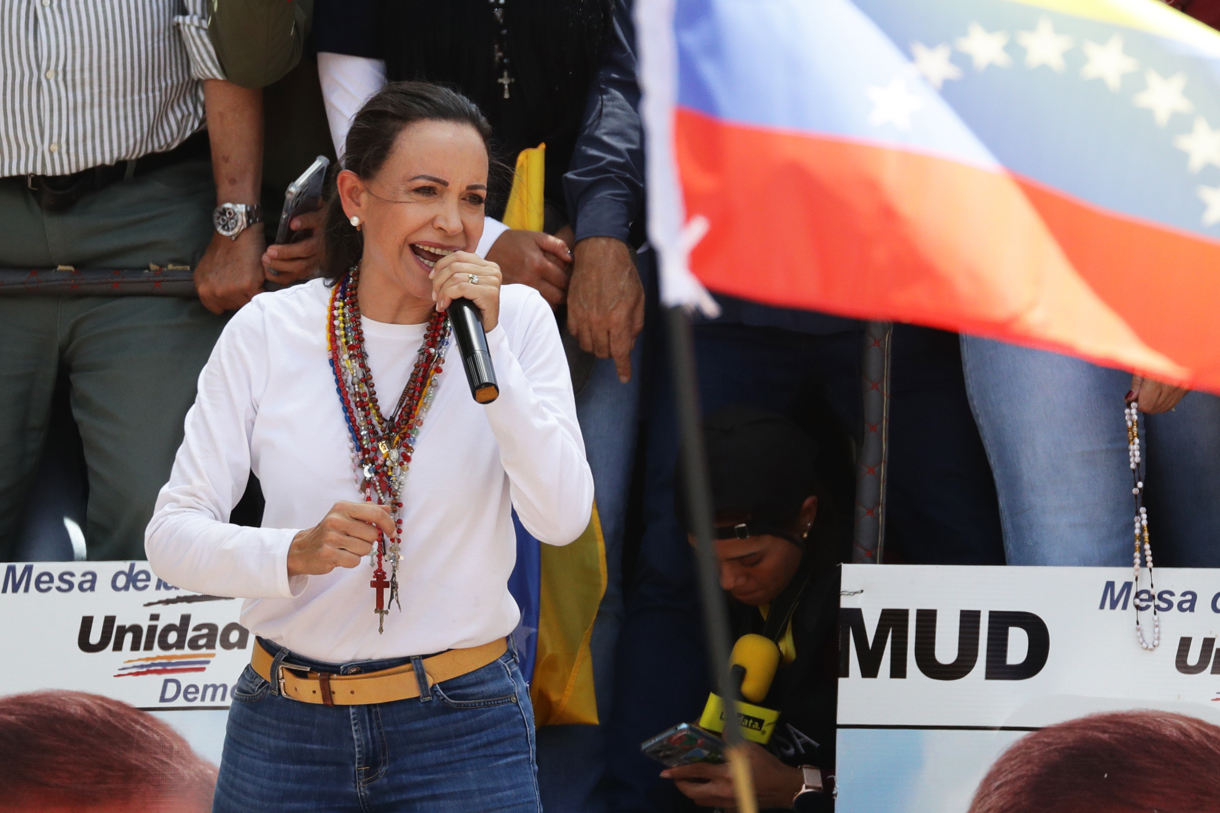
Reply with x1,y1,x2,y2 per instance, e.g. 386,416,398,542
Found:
699,634,782,745
448,298,499,404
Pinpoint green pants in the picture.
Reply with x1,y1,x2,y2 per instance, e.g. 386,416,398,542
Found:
0,160,226,560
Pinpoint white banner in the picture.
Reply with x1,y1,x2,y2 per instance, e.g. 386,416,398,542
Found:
0,561,249,709
837,564,1220,812
0,561,247,766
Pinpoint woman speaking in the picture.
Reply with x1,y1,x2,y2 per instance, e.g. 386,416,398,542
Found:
145,82,593,811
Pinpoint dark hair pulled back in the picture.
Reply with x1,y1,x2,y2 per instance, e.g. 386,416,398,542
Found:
322,81,494,281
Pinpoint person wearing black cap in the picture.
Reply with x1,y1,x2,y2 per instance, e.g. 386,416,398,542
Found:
663,405,840,812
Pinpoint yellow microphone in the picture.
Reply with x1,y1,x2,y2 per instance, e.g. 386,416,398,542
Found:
699,634,783,745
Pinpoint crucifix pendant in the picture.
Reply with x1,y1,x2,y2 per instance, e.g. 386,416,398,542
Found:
388,574,401,612
498,69,514,99
371,569,390,634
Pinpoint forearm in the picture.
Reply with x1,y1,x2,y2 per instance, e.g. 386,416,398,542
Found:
482,324,594,545
146,507,302,599
203,79,264,205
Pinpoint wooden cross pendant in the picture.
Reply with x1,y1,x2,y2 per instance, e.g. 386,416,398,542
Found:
371,569,391,634
498,69,515,99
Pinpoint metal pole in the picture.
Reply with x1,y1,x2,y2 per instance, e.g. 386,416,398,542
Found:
853,321,893,563
666,306,759,813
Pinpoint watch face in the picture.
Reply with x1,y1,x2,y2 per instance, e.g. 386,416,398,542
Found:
793,789,825,813
214,205,241,236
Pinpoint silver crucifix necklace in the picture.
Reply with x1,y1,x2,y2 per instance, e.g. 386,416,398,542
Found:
490,0,514,98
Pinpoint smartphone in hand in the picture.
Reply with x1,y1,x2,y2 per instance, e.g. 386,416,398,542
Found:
641,722,726,767
275,156,330,245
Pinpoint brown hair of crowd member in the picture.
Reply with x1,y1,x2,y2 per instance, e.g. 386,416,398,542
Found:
0,690,216,812
322,81,507,281
968,710,1220,813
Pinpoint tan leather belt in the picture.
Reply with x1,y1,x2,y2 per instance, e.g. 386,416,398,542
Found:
252,637,507,706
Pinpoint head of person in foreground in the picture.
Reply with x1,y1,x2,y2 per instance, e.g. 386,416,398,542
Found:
677,404,846,607
968,709,1220,813
325,81,498,318
0,690,216,812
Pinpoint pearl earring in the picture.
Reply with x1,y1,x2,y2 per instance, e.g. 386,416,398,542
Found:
350,215,361,230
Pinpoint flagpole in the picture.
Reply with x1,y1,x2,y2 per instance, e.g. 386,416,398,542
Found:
666,305,760,813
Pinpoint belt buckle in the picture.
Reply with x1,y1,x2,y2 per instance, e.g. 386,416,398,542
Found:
276,667,288,699
26,173,37,192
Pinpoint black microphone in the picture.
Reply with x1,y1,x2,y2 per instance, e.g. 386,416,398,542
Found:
447,298,499,403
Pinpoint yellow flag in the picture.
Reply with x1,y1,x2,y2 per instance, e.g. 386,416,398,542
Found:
503,143,607,726
502,143,546,232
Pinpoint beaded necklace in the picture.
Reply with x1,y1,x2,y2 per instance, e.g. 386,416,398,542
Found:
1126,401,1159,650
327,265,451,633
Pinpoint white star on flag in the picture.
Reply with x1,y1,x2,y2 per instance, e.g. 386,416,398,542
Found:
1174,117,1220,173
955,23,1012,71
1016,19,1074,72
910,42,963,90
1198,184,1220,226
1134,70,1193,127
1080,35,1138,92
866,76,925,131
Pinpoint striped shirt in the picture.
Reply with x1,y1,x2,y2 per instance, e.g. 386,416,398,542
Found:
0,0,225,178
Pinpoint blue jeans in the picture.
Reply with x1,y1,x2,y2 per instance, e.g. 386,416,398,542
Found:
961,336,1220,566
535,251,650,813
212,639,541,812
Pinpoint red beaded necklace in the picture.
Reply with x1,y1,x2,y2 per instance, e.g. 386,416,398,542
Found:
327,265,451,632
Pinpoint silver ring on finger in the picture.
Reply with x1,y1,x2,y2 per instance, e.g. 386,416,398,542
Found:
469,273,479,285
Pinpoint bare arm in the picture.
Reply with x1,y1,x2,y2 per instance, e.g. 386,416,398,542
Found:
195,80,266,313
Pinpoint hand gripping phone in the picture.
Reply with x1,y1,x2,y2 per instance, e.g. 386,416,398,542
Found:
640,722,727,768
274,156,330,245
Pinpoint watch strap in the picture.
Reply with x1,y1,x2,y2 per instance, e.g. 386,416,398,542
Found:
793,766,832,813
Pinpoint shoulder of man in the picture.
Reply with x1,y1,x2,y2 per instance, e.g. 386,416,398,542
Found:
208,0,313,89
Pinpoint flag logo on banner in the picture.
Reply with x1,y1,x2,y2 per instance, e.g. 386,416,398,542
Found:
113,653,217,679
640,0,1220,390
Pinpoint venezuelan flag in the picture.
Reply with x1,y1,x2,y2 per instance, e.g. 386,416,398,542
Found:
641,0,1220,390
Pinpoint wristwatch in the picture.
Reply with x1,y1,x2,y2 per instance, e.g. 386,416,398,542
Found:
213,203,263,240
792,765,833,812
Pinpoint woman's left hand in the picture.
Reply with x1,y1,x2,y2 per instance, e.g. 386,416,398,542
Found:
1129,374,1189,414
431,251,503,332
661,742,804,809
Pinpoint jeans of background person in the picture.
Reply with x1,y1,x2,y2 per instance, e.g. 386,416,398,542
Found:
603,321,1003,812
213,640,541,812
961,336,1220,567
0,160,223,562
535,250,651,813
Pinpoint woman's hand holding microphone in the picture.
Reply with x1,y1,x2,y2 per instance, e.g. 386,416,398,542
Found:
429,251,503,332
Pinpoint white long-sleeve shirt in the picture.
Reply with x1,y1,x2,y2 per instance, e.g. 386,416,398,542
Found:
146,279,593,663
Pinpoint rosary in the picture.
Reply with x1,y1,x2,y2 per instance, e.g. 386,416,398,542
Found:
489,0,514,98
1126,400,1159,651
328,266,451,632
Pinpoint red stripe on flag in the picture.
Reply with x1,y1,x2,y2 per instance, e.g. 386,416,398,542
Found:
674,107,1220,390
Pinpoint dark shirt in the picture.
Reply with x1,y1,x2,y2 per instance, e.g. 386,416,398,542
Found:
728,566,840,808
313,0,628,230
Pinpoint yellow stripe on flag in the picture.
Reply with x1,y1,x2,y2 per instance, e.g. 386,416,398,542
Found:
532,503,608,726
504,142,607,726
503,143,547,232
1005,0,1220,53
